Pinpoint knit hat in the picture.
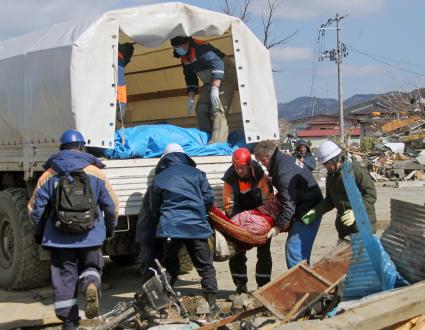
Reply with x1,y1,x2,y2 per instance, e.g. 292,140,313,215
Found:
164,143,185,155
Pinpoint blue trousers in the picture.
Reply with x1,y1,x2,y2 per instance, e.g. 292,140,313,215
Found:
285,216,321,269
50,246,103,325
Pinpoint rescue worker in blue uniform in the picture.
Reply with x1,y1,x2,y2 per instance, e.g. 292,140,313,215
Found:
170,36,238,144
116,43,134,122
254,140,323,269
222,147,274,293
28,130,119,330
135,185,162,285
149,143,219,315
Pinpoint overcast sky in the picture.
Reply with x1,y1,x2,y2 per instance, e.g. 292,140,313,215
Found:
1,0,424,103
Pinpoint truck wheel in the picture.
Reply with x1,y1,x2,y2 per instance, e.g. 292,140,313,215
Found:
0,188,50,290
178,245,193,274
106,227,139,266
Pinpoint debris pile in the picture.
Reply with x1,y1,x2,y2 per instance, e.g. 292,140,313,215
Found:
348,142,425,183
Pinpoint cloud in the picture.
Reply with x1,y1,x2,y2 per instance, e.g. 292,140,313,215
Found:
319,64,384,77
0,0,155,41
250,0,384,20
271,47,312,61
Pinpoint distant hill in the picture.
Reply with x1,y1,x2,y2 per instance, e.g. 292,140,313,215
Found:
278,93,378,121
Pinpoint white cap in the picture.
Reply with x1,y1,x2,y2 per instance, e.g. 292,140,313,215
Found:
317,140,342,164
163,143,185,155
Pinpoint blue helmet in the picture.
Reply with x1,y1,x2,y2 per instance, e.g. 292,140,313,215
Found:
60,129,86,146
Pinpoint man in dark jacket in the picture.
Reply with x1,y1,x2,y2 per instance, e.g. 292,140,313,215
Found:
302,140,377,240
149,143,219,313
135,186,162,285
254,140,323,269
170,36,237,144
28,129,119,330
293,139,316,172
222,147,273,293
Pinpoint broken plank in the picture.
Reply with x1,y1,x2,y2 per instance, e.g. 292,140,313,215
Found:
281,280,425,330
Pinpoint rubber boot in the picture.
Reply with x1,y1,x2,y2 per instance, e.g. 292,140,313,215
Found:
205,293,221,319
84,283,99,319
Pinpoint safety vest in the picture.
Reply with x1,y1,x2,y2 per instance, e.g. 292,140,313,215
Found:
180,39,208,66
117,51,127,104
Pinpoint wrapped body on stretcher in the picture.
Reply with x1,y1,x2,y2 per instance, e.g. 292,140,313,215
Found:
209,195,281,261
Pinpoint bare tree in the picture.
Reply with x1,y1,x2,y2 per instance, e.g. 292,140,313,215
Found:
222,0,234,16
261,0,298,49
239,0,252,23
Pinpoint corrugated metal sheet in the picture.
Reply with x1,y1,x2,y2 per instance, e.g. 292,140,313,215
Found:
102,156,232,215
343,233,382,300
381,199,425,283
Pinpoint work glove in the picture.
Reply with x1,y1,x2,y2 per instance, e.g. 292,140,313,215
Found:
187,96,195,116
301,209,317,225
267,226,281,238
340,209,355,227
210,85,222,109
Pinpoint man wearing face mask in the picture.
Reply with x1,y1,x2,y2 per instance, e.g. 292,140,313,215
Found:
170,36,238,144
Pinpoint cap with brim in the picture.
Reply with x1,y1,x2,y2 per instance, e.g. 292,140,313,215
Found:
170,36,190,47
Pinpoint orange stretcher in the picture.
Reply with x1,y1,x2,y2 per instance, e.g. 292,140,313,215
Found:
208,207,268,249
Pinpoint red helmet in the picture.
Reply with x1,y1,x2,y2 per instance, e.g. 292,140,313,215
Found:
232,148,251,166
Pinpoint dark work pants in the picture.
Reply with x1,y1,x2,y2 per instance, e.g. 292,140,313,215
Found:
161,238,218,294
229,238,272,288
139,242,163,285
50,246,103,325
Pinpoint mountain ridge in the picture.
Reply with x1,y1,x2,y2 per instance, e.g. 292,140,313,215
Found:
278,93,378,121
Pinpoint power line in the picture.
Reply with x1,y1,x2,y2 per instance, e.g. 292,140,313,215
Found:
347,45,425,77
348,45,425,69
305,30,321,118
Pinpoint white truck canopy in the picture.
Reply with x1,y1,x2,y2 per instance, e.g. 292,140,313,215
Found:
0,2,279,148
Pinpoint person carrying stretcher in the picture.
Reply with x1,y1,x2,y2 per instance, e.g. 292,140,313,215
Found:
222,147,273,293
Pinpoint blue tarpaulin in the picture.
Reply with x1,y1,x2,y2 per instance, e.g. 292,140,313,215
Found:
103,124,249,159
341,160,406,298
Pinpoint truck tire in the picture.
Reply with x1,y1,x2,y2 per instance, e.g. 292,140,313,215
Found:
0,188,50,290
106,228,139,266
178,245,193,274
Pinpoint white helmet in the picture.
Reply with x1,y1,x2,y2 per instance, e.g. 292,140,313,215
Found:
317,140,342,164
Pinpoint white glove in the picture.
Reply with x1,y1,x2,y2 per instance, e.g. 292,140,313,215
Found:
210,86,222,109
187,96,195,116
340,209,355,226
267,226,281,238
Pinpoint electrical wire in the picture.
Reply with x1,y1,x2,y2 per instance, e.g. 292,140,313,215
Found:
305,30,321,118
347,45,425,77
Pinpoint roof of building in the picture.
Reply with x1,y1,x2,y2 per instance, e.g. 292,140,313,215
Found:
349,102,395,115
289,114,355,124
297,127,361,138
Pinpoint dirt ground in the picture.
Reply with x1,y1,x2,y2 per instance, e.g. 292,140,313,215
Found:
1,185,424,328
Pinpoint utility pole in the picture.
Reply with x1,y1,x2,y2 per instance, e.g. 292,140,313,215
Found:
319,13,348,143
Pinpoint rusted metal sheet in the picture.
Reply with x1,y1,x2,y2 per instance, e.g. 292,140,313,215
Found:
381,199,425,283
253,261,331,319
311,242,351,283
380,116,420,133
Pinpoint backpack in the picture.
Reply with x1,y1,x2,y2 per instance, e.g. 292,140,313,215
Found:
54,170,96,234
